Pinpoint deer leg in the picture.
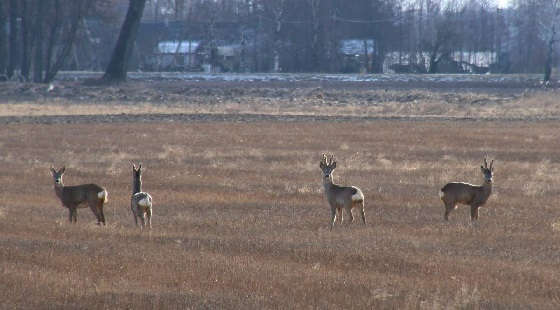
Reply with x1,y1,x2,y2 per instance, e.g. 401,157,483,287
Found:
444,202,455,221
338,207,344,224
88,201,101,224
346,206,354,224
146,207,152,229
330,208,337,230
98,200,106,225
360,201,366,224
131,203,139,227
470,205,480,221
71,207,78,223
139,210,146,229
68,207,74,223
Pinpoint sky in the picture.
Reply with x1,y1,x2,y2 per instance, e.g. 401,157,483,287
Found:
496,0,510,8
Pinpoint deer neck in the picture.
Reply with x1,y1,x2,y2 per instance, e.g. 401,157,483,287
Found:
133,178,142,195
323,175,335,191
481,180,492,198
54,183,64,199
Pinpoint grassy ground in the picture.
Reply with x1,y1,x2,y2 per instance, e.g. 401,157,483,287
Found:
1,79,560,120
1,119,560,309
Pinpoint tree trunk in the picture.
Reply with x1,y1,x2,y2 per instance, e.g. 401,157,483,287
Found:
102,0,147,83
544,25,556,83
32,0,47,83
429,53,438,73
0,0,7,76
7,0,18,78
44,0,88,83
309,0,321,72
428,40,442,74
271,0,285,73
362,40,369,73
44,0,61,82
20,0,32,81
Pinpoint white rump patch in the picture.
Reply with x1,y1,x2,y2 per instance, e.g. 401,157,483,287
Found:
138,197,151,207
439,190,444,199
98,190,107,199
351,187,364,202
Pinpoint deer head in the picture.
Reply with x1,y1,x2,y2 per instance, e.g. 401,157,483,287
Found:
131,161,143,194
480,158,494,184
320,153,337,183
50,166,66,187
131,161,142,180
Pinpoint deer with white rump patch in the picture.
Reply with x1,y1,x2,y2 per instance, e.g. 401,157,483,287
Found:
130,161,153,229
50,167,108,225
440,158,494,222
320,154,366,229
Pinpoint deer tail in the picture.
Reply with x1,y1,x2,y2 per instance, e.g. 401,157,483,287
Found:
98,190,108,203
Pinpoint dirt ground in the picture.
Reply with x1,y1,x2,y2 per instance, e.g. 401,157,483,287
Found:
0,75,559,121
1,77,560,309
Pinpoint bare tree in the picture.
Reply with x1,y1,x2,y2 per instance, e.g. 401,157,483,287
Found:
309,0,321,71
421,1,459,73
1,0,552,77
0,0,7,77
103,0,147,83
267,0,286,72
20,0,32,80
539,0,560,82
43,0,90,83
32,0,47,83
7,0,18,78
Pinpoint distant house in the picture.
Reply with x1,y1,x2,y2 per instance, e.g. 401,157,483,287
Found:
199,41,242,73
136,21,202,71
339,39,375,73
148,40,201,71
385,51,496,74
340,39,375,57
136,20,244,72
217,44,241,61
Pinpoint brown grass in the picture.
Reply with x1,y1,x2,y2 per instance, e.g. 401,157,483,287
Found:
2,80,560,119
1,120,560,309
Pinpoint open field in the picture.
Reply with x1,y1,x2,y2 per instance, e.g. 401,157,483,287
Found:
2,76,560,309
0,73,560,121
2,120,560,309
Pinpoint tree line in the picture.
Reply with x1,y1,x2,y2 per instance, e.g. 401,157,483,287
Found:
0,0,558,82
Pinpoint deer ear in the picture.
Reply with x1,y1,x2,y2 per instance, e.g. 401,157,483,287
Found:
331,162,336,169
50,167,56,174
59,167,65,174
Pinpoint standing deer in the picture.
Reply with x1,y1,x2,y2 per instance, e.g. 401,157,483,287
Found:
320,153,366,229
130,162,153,229
50,166,108,225
440,158,494,222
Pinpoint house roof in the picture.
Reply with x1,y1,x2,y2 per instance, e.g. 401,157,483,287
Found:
340,39,375,55
157,41,200,54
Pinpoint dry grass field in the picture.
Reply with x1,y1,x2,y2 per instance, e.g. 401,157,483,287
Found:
1,77,560,309
0,78,560,120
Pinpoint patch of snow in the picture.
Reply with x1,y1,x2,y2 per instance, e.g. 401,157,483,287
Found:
55,71,543,84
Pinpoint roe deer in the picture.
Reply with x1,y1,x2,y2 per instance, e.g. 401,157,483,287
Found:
440,158,494,222
320,154,366,229
130,162,153,229
50,167,108,225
